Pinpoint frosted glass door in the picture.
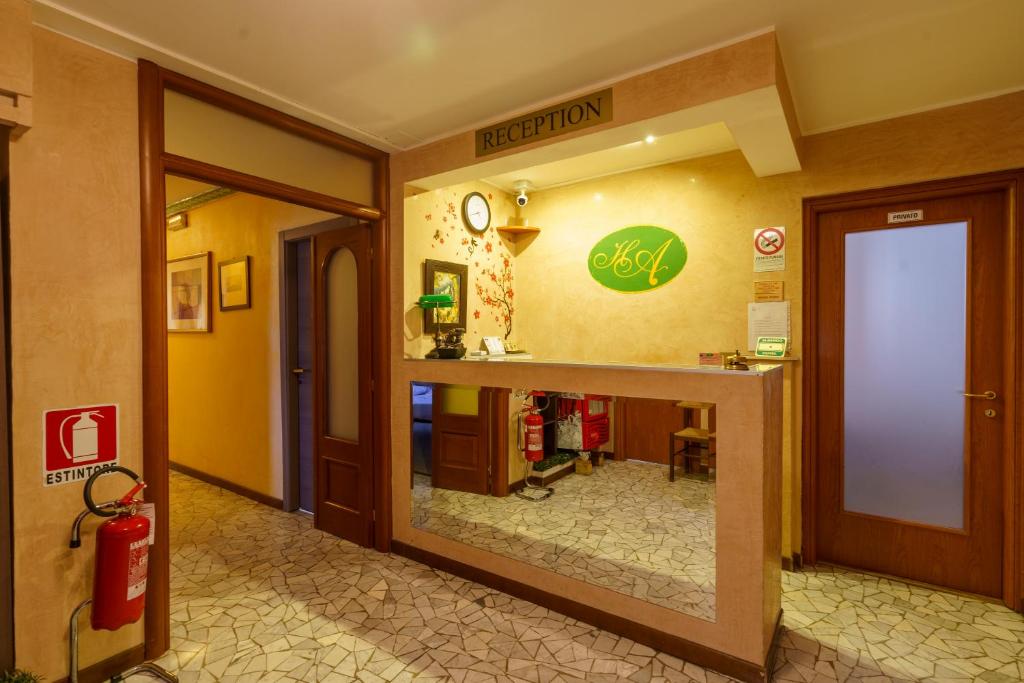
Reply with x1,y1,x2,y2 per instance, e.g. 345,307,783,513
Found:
326,247,359,441
843,222,967,529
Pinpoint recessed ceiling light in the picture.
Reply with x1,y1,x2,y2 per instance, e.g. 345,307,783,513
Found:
644,135,656,144
593,193,603,202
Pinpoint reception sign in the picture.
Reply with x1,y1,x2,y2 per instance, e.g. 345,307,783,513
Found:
476,88,613,157
588,226,687,292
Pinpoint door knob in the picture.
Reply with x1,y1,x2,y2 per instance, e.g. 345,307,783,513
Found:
291,368,309,375
962,390,996,400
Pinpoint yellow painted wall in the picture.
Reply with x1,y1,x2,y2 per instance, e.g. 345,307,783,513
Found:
515,90,1024,557
403,181,517,358
166,191,332,499
402,91,1024,558
8,26,142,677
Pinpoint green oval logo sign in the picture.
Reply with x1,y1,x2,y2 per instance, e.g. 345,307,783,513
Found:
588,225,687,292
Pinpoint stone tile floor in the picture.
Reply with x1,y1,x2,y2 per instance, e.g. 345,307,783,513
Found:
137,471,1024,682
412,460,717,621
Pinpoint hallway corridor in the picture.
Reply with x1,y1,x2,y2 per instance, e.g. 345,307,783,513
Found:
147,473,1024,682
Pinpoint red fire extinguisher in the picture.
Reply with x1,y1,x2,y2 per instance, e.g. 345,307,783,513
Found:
80,466,150,631
524,410,544,462
516,392,555,501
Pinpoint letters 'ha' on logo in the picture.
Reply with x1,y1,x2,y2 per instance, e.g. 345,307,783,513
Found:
588,225,687,292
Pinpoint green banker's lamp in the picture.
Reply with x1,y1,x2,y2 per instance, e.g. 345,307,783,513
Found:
417,294,466,359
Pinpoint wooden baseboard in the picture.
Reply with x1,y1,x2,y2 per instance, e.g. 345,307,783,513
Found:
169,461,283,509
54,644,145,683
392,540,776,683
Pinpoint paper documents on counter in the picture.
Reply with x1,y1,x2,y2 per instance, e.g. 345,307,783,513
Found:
747,302,790,351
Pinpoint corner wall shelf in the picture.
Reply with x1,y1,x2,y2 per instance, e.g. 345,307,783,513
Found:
496,225,541,237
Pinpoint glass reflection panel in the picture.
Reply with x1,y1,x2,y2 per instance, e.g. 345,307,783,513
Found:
327,248,359,441
843,222,967,529
410,386,716,621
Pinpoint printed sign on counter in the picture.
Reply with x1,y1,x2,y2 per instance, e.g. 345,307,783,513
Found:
481,336,506,356
42,404,119,487
753,226,786,272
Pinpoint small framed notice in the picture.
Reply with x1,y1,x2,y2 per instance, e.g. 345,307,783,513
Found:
754,336,788,358
482,336,506,356
753,280,784,302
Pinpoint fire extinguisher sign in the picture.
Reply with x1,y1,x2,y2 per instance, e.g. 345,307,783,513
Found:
42,404,119,487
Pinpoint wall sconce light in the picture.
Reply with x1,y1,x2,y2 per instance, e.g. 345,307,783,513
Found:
166,213,189,231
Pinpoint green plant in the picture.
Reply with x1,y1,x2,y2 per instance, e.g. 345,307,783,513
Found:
0,671,42,683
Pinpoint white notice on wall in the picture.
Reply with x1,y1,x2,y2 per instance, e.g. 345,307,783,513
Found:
753,226,786,272
747,302,790,351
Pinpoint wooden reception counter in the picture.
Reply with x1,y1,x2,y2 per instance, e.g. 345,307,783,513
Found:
391,359,783,682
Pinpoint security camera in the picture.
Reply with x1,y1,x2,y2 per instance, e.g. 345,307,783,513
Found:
512,180,533,208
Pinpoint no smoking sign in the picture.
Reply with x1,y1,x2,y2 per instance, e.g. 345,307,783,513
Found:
753,226,786,272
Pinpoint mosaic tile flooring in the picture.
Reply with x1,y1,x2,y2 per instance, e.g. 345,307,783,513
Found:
137,471,1024,682
411,460,717,621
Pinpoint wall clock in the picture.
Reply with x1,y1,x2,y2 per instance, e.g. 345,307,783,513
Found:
461,191,491,233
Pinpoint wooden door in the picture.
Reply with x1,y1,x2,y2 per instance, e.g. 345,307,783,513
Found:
312,224,373,545
812,190,1008,596
432,385,491,494
615,397,684,464
294,239,314,512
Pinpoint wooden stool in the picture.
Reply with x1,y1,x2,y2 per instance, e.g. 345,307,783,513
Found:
668,400,716,482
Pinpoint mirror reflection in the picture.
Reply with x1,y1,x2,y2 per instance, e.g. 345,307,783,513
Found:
411,383,716,621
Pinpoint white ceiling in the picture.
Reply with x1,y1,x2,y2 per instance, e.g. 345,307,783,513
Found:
35,0,1024,151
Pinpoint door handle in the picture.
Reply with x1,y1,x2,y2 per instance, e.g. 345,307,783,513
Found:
962,390,996,400
291,368,309,375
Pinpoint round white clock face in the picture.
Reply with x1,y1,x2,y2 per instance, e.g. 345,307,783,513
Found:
462,192,491,233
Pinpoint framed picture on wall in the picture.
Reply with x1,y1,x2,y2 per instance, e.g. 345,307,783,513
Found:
218,255,251,311
167,252,211,332
423,259,468,334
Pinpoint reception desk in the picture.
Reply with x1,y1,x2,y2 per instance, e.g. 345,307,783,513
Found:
391,358,783,682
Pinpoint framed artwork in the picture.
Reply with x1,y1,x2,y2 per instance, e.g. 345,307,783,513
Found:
218,256,251,311
167,252,211,332
423,259,468,334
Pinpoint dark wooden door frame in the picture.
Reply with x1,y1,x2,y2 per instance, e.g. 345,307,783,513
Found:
802,169,1024,611
0,126,14,670
490,388,510,496
139,61,391,659
279,217,360,512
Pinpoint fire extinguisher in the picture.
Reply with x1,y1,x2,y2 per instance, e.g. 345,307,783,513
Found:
524,410,544,463
76,466,151,630
516,392,554,501
67,467,177,683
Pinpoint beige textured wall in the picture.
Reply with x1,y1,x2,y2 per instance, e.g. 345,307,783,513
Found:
8,27,141,677
167,190,332,499
403,181,517,358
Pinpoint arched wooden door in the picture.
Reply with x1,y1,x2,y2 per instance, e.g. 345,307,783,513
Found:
312,223,374,546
